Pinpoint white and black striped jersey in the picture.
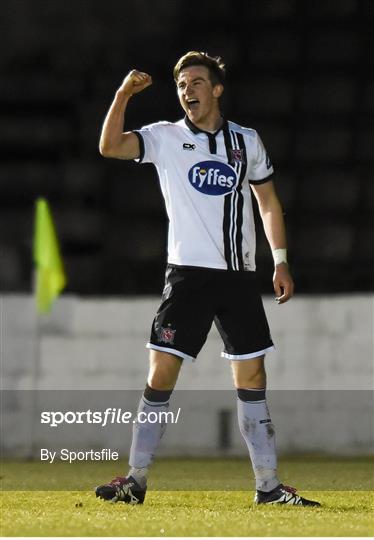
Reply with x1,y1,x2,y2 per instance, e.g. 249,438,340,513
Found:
134,116,274,271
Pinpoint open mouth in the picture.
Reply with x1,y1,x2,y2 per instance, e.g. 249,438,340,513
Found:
186,98,200,111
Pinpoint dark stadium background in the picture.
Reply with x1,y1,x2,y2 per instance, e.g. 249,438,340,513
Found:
1,0,373,296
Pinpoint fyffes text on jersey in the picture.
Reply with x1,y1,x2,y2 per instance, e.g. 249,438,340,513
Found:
188,161,238,195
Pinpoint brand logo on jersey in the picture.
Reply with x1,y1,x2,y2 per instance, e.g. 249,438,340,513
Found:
183,143,196,150
188,161,237,195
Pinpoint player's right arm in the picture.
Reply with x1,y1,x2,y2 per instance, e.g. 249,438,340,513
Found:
99,70,152,160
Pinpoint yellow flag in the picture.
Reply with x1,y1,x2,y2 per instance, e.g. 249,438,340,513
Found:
33,198,67,313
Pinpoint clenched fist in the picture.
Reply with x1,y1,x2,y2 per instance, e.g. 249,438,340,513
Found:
118,70,152,97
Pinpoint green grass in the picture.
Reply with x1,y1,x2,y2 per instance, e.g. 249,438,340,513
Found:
1,457,373,536
1,456,373,491
1,490,373,536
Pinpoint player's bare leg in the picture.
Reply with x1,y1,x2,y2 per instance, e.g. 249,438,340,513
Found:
231,355,266,389
96,351,182,503
147,349,183,389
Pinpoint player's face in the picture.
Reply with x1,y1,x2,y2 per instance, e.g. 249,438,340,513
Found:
176,66,222,127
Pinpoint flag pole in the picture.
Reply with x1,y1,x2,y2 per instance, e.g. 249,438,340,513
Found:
28,273,43,459
29,198,67,458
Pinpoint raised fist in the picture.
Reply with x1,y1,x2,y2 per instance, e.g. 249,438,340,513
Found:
119,70,152,96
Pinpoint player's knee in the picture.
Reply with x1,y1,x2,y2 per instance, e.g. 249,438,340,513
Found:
234,364,266,389
147,370,176,390
147,350,182,390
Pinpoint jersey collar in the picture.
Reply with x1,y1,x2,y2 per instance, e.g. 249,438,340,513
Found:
184,115,228,154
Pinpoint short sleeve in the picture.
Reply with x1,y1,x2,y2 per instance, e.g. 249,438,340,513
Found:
248,131,274,183
133,122,166,164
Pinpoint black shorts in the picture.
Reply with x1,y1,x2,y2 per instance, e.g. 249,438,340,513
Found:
147,265,274,362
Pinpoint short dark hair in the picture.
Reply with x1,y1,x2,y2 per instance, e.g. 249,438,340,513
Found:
173,51,226,86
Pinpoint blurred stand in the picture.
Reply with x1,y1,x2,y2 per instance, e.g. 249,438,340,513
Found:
0,0,373,295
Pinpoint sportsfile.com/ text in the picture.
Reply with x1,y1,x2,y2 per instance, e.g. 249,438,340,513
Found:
40,408,181,427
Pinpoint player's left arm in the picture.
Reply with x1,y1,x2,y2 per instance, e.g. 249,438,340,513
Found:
251,180,294,304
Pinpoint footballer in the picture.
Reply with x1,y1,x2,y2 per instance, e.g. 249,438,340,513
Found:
96,51,320,507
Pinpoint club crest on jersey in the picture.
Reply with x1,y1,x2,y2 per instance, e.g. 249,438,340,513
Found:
230,148,245,164
188,161,238,196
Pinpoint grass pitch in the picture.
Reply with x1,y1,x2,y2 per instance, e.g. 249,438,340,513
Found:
1,457,373,536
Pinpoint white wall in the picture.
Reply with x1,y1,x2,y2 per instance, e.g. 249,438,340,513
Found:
1,294,373,457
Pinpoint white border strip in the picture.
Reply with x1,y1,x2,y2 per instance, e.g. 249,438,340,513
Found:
146,343,196,362
229,129,240,271
221,345,275,360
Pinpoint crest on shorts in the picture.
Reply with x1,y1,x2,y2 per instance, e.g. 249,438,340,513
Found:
159,326,176,345
230,149,245,164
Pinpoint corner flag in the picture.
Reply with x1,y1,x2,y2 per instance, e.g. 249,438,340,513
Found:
33,198,67,314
